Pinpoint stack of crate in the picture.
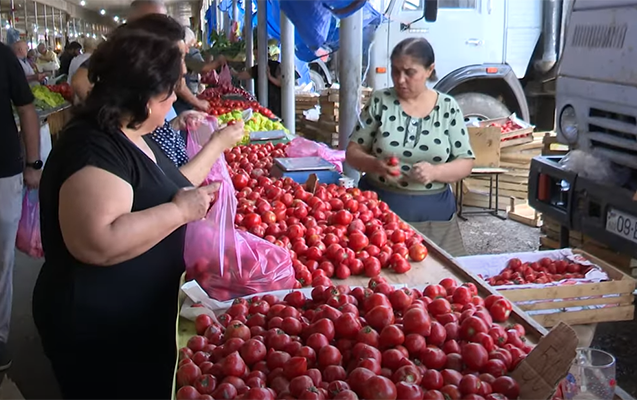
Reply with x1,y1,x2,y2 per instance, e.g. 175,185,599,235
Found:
540,216,637,278
310,87,373,148
294,93,319,137
461,131,547,211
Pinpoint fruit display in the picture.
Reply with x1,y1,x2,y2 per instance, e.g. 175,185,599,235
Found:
483,257,594,287
175,277,527,400
219,111,288,133
199,86,257,106
31,85,66,110
45,82,73,102
223,143,429,288
486,120,523,134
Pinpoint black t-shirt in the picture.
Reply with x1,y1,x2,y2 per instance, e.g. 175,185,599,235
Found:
251,60,300,118
59,52,73,75
0,42,35,178
33,118,192,363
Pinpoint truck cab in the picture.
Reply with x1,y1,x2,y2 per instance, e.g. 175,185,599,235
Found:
367,0,558,126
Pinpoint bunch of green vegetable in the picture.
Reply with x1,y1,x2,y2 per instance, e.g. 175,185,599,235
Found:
31,85,66,109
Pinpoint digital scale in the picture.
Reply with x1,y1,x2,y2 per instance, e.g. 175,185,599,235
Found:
270,157,341,185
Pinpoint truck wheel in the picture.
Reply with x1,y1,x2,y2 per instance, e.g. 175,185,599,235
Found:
454,92,511,124
310,70,326,92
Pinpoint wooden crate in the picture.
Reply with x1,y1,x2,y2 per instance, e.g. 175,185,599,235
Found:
460,249,636,327
542,132,570,156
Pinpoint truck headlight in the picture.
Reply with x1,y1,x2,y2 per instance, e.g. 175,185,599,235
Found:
559,105,579,144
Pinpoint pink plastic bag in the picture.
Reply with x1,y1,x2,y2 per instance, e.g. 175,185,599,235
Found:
16,189,44,258
184,121,295,301
286,137,346,173
218,65,233,87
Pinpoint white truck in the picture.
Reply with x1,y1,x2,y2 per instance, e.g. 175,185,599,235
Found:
313,0,568,130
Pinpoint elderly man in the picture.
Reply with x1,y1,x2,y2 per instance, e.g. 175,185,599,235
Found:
36,43,59,73
0,41,42,371
12,41,46,83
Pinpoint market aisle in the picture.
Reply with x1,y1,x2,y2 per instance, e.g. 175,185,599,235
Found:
4,252,60,399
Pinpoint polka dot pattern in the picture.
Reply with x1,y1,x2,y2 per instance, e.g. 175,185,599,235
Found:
348,89,475,192
149,120,189,167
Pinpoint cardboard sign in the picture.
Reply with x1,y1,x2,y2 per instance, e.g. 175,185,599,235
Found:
511,322,578,400
468,126,501,168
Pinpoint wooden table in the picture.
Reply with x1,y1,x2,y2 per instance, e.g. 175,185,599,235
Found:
456,167,508,220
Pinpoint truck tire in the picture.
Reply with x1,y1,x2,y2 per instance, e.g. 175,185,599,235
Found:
454,92,510,124
310,70,326,92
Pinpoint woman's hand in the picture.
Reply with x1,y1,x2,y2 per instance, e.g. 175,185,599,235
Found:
171,110,208,131
411,161,439,185
193,98,210,112
172,183,221,223
368,158,401,180
211,120,245,150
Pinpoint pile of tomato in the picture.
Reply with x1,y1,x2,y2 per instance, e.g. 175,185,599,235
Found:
45,82,73,102
484,257,592,287
223,143,430,288
176,277,526,400
199,86,275,118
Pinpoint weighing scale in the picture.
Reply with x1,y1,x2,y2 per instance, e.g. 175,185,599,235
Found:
270,157,341,185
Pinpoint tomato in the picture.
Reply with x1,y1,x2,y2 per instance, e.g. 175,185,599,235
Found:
318,345,342,369
428,321,447,347
347,367,376,394
176,386,200,400
428,298,452,316
391,364,422,385
491,376,520,399
459,316,489,341
408,243,428,262
177,363,202,387
420,369,443,390
187,335,207,352
451,286,472,305
422,390,445,400
363,257,382,277
391,256,411,274
462,343,489,371
402,307,432,336
420,347,447,370
356,326,380,348
212,382,238,400
333,389,359,400
390,381,421,400
483,359,507,378
489,299,513,322
379,324,405,348
334,313,362,340
459,375,482,395
290,375,315,397
366,306,395,330
362,376,397,400
473,332,495,352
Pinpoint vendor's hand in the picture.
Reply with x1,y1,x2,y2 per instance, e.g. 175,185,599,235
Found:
411,161,439,185
211,120,245,150
37,73,47,82
172,110,208,131
173,182,221,223
368,158,401,180
23,168,42,189
193,98,210,112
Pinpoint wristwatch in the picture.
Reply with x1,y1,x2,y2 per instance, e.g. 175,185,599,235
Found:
26,160,44,170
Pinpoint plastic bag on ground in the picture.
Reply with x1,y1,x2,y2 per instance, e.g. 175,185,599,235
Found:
184,121,295,301
286,136,346,173
16,189,43,259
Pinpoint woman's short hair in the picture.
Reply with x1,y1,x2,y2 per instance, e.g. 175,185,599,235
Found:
80,14,184,134
391,37,438,82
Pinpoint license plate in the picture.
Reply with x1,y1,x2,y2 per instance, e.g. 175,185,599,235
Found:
605,208,637,243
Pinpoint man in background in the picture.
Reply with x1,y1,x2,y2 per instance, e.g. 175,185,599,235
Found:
0,41,42,371
12,41,46,84
58,41,82,76
67,38,96,86
36,43,59,73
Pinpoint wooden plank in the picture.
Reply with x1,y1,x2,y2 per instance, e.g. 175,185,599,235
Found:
468,126,501,168
507,202,541,227
517,293,634,311
500,153,536,164
501,278,635,303
501,141,544,153
531,305,635,327
500,135,534,148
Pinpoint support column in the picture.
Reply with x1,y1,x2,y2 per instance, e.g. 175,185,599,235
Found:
280,10,295,131
256,0,268,106
244,0,254,94
338,10,363,152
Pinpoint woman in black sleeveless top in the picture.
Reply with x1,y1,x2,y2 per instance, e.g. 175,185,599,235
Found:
33,16,242,400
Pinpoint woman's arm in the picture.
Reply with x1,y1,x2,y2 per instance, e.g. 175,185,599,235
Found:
347,142,386,175
179,122,245,186
412,158,473,185
59,166,218,266
267,65,282,87
176,77,209,111
233,70,253,81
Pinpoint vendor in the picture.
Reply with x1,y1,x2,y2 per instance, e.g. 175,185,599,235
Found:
32,15,243,400
232,40,299,117
12,41,46,84
346,37,474,256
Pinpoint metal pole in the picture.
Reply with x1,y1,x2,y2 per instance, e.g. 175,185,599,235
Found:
280,10,295,132
244,0,254,94
256,0,268,106
223,10,230,37
338,9,363,151
231,0,238,25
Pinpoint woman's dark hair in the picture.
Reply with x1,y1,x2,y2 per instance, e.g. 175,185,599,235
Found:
79,14,184,134
391,37,438,82
66,41,82,51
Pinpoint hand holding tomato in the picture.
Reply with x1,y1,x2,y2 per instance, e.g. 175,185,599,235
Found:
172,183,221,223
368,158,401,180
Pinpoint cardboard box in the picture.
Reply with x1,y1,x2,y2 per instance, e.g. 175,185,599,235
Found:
468,126,501,167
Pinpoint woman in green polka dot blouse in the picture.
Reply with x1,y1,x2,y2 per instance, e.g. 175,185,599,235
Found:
346,38,474,256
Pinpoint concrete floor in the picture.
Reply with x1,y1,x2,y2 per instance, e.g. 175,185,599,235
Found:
0,216,635,399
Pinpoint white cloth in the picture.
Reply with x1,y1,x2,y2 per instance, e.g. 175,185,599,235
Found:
18,58,34,77
67,53,91,84
0,174,23,343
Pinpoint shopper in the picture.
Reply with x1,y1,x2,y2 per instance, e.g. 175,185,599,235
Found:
67,37,96,85
0,42,42,371
32,16,243,399
36,43,60,73
58,41,82,76
346,37,474,256
12,41,46,83
232,41,298,117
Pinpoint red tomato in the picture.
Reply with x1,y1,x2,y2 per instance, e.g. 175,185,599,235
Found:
362,376,397,400
491,376,520,399
408,243,428,262
402,307,432,336
489,299,513,322
461,343,489,371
